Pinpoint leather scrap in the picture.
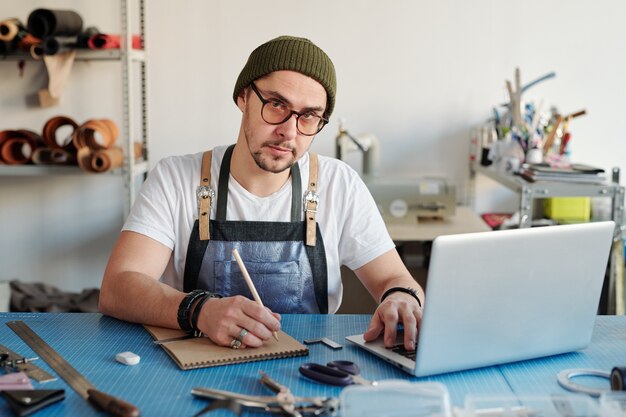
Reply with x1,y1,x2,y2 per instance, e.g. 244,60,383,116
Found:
2,389,65,417
0,372,33,391
9,280,99,313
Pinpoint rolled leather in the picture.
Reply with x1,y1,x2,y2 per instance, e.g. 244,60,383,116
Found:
77,146,124,173
0,39,17,54
73,119,119,150
32,147,76,165
41,36,77,55
0,129,42,165
87,33,142,50
0,18,26,42
27,9,83,39
76,26,100,48
42,115,78,150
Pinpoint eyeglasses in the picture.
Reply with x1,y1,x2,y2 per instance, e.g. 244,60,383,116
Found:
249,82,328,136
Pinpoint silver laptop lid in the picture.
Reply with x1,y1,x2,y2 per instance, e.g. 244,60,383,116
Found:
414,221,615,377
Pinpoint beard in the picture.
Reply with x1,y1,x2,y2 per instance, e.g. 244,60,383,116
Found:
250,144,297,173
243,121,298,174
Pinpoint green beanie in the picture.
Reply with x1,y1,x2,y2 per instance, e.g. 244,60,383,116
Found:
233,35,336,117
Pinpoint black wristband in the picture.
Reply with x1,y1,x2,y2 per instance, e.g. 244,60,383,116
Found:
177,289,208,334
190,292,222,334
380,287,422,307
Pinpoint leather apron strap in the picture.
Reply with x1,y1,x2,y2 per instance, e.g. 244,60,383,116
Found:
198,150,214,241
215,144,303,222
197,145,318,244
305,153,319,247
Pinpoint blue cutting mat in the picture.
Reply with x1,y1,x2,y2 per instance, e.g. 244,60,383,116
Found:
499,316,626,396
0,313,512,416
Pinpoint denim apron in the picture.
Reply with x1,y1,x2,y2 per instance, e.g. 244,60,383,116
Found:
183,145,328,313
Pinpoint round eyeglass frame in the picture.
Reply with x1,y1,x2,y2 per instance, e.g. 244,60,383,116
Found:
249,82,328,136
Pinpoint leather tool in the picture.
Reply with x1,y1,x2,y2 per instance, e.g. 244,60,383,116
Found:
7,320,140,417
0,344,56,383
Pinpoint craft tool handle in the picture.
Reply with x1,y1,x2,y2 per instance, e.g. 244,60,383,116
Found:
88,389,140,417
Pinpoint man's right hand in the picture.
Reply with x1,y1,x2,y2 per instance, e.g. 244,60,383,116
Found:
197,295,281,348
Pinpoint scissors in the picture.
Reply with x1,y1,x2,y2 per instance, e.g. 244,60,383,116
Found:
299,360,374,386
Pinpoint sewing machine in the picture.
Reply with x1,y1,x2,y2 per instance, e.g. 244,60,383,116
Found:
336,125,456,224
365,176,456,224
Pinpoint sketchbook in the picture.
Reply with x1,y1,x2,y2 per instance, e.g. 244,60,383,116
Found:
144,325,309,370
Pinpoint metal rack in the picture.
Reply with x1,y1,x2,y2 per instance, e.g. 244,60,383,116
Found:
471,163,624,228
0,0,149,217
470,161,626,315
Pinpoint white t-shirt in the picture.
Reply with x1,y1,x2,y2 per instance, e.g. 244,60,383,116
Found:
123,145,394,313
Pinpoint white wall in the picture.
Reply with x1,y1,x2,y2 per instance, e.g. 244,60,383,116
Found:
2,0,625,291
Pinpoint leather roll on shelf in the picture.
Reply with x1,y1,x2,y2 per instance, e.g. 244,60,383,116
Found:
41,36,77,55
77,146,124,173
32,147,75,165
0,130,42,165
87,34,142,50
0,40,17,54
30,43,44,60
27,9,83,39
1,117,133,172
0,18,25,42
73,119,119,150
0,19,40,55
76,26,100,48
42,116,78,150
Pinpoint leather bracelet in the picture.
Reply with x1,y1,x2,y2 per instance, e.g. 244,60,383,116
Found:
190,292,223,334
177,289,208,334
380,286,422,307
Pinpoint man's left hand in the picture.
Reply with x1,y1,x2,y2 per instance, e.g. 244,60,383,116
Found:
363,291,422,351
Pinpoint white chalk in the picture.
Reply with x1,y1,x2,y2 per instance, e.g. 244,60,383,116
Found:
115,351,140,366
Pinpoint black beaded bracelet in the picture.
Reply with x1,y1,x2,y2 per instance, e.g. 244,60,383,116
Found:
190,292,222,334
380,287,422,307
177,289,208,334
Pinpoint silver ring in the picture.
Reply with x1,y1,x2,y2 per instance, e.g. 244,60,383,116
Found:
229,338,242,349
236,328,249,342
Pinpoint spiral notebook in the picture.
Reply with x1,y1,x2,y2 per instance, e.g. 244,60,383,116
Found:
144,325,309,370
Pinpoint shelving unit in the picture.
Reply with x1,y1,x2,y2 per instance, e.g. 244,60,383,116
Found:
0,0,149,217
471,163,624,228
470,161,626,315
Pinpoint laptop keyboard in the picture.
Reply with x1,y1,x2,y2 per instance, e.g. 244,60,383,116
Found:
389,344,417,361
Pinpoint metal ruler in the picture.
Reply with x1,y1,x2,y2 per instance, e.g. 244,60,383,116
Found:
7,320,140,417
0,343,56,382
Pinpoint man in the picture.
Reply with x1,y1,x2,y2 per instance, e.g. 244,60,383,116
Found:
99,35,423,351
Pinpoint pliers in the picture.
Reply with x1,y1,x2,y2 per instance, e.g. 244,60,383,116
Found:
191,370,338,416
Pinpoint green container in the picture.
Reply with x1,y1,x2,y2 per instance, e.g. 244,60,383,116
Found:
544,197,591,222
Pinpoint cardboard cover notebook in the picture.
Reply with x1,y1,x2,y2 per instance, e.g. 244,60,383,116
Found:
145,325,308,370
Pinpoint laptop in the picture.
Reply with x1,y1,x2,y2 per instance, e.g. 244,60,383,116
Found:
346,221,615,377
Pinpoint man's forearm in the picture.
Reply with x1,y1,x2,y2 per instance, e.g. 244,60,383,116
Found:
99,271,184,329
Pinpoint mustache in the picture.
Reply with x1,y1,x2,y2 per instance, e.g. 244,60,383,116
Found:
262,141,295,151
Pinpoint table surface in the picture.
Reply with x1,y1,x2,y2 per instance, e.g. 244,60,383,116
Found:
0,313,623,416
386,206,491,241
